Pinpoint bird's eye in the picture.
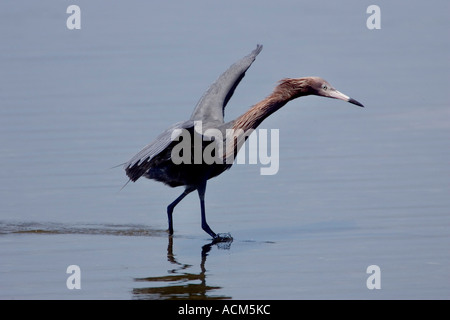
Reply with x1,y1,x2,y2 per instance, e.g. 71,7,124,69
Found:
322,85,328,90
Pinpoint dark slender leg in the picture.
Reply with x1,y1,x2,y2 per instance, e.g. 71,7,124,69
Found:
167,186,195,235
197,180,217,239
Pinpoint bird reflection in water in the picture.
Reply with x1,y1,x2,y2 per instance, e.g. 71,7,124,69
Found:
133,235,232,300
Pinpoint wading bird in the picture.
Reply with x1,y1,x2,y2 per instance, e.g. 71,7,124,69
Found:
123,45,364,240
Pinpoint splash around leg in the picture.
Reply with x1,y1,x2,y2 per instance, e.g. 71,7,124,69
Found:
212,232,233,243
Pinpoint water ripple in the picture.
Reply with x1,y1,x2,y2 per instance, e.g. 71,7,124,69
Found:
0,221,167,237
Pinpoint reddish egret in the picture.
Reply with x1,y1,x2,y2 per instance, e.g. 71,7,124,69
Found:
123,45,364,240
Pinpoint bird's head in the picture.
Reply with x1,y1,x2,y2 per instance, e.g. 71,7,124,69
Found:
277,77,364,107
304,77,364,107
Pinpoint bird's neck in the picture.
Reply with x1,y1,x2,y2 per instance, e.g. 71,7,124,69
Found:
222,78,309,163
232,78,309,132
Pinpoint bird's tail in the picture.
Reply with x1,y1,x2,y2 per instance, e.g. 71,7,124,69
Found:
110,162,126,169
110,162,132,191
120,179,132,191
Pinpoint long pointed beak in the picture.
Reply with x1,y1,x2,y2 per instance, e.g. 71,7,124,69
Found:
328,89,364,107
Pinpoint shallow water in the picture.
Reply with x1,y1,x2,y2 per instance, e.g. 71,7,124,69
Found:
1,1,449,299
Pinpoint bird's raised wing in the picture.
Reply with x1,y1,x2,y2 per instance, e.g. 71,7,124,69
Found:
190,44,263,126
123,120,194,182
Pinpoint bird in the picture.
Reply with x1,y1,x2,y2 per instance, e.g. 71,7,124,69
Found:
123,44,364,240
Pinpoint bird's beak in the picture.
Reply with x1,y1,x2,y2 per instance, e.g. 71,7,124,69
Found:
327,89,364,107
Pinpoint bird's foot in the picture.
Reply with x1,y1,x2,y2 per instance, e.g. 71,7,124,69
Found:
212,233,233,244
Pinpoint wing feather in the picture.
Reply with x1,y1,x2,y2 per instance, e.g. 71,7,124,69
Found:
123,120,194,181
190,45,263,125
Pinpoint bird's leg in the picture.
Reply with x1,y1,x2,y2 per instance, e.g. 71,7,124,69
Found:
167,186,195,235
197,180,217,239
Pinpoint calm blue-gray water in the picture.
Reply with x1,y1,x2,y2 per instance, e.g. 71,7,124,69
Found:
0,1,449,299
